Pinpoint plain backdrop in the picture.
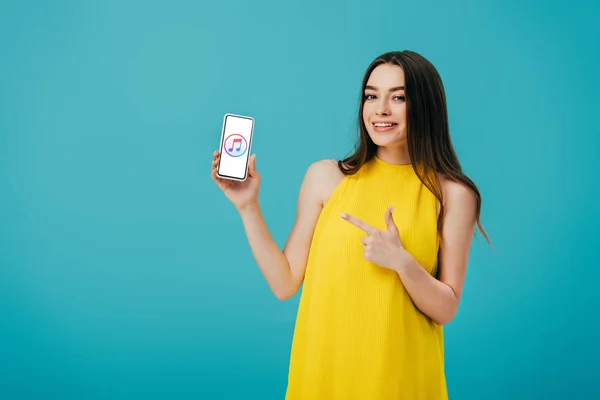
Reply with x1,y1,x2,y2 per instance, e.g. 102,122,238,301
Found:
1,0,599,399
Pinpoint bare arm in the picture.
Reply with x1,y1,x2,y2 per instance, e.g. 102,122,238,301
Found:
238,160,336,300
392,179,477,325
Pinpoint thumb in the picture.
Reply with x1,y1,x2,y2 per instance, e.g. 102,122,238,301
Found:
385,206,397,231
248,154,258,175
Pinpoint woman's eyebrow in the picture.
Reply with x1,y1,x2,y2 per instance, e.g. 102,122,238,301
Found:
364,85,405,92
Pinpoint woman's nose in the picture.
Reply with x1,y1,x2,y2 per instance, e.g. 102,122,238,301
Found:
376,106,390,116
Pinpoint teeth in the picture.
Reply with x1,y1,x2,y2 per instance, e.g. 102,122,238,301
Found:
374,123,395,127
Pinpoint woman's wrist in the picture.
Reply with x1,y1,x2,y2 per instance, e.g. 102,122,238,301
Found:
391,248,414,274
237,201,261,215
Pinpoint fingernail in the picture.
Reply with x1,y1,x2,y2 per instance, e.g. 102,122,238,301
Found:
340,212,347,218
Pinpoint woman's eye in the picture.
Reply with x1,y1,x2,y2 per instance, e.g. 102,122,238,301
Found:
363,94,405,101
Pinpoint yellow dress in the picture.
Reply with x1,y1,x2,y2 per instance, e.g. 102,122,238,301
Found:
285,155,447,399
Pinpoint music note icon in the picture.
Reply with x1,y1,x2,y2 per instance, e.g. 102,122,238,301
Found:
223,134,247,157
228,138,242,152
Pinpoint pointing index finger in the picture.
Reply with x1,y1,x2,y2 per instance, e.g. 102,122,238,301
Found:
341,212,377,234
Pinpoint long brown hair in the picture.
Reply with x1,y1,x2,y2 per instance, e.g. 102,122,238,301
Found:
339,50,491,246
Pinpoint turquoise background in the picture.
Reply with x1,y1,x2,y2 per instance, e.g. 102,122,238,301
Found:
1,0,598,398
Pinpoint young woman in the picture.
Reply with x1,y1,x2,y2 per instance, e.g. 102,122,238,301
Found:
211,50,490,399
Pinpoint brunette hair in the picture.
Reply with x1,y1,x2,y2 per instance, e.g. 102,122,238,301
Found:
339,50,491,246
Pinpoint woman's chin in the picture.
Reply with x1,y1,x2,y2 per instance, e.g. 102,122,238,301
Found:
369,132,406,147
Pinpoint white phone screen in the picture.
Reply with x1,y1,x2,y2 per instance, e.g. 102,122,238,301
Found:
217,114,255,181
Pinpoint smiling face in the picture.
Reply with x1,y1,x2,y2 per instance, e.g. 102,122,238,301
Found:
362,63,407,147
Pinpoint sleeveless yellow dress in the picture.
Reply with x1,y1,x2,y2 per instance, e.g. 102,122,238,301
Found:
285,155,447,399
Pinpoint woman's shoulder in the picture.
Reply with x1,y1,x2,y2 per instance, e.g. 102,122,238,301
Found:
435,172,477,208
305,159,347,206
308,158,345,173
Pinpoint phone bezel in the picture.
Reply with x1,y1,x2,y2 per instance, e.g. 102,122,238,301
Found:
216,113,255,181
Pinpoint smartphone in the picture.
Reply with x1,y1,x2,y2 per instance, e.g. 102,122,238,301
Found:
216,113,255,181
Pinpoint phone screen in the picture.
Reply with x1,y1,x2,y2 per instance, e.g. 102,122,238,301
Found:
217,114,255,181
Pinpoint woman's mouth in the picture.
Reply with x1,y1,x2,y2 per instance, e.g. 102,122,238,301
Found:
372,122,398,132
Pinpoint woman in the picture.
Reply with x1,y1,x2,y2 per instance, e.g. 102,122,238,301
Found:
211,50,490,399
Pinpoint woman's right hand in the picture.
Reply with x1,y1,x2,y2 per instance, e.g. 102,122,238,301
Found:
211,150,261,212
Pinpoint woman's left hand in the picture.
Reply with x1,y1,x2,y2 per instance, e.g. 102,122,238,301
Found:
341,206,409,271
